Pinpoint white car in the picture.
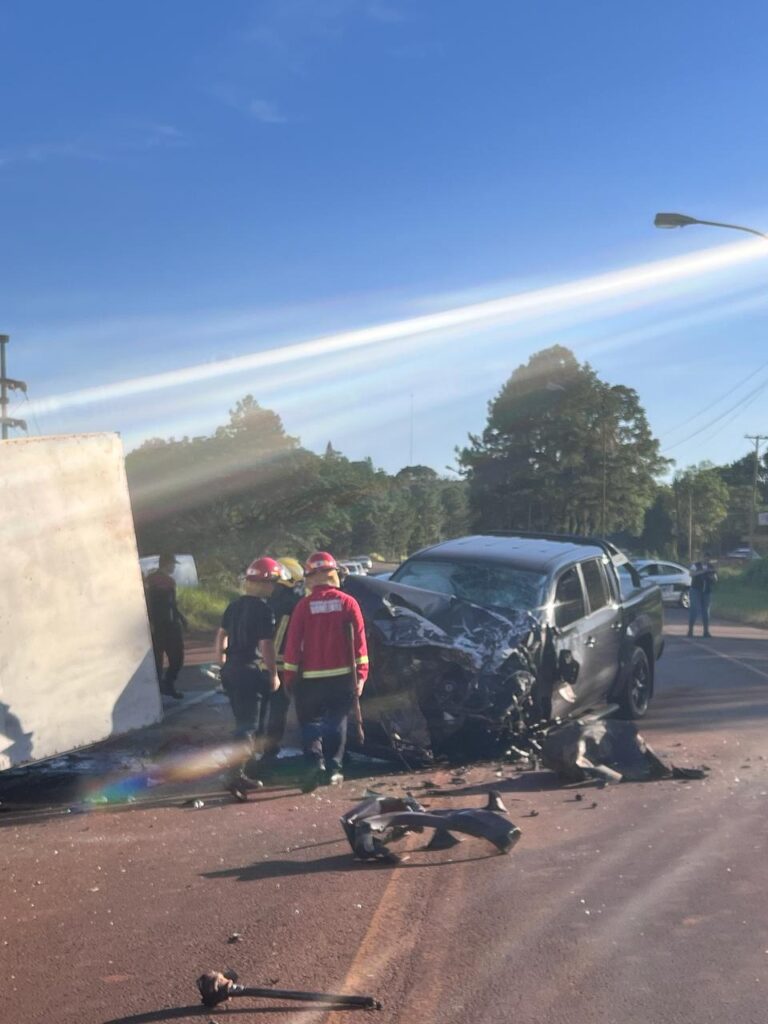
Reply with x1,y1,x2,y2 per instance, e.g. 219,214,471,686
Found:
349,554,374,571
338,560,367,576
634,559,691,608
139,553,199,587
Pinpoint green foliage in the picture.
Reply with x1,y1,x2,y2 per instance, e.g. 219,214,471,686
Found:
125,396,468,570
744,558,768,585
459,345,668,536
671,463,730,560
713,569,768,628
177,583,238,632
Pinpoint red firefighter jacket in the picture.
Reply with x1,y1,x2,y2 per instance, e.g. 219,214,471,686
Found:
282,584,369,688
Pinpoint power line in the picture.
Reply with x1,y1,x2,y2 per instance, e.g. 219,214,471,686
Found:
685,379,768,453
662,374,768,454
660,355,768,440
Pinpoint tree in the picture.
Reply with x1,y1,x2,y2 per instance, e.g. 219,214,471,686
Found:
672,464,730,560
459,345,668,536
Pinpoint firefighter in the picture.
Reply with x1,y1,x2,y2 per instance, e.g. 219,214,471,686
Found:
282,551,368,792
144,553,187,699
257,556,305,764
215,557,282,743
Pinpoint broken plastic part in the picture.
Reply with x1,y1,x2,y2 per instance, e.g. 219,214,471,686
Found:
341,793,521,859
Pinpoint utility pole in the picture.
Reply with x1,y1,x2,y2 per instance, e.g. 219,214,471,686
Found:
409,392,414,466
745,434,768,555
0,334,28,439
688,486,693,562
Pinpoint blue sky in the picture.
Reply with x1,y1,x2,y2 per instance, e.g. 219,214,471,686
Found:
3,0,768,475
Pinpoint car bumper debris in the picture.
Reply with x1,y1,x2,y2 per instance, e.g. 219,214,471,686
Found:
340,790,521,863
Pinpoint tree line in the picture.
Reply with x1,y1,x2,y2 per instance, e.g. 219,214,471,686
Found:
126,395,469,574
125,345,767,574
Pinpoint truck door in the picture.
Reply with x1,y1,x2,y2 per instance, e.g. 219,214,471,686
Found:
550,560,620,718
577,558,622,707
550,566,590,719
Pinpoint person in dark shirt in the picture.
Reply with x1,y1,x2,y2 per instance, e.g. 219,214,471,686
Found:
688,554,718,638
258,556,305,764
144,553,187,699
216,557,283,738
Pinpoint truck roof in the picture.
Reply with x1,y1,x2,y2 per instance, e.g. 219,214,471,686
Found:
404,533,609,575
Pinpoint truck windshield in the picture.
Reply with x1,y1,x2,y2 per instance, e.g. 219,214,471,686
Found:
392,559,547,615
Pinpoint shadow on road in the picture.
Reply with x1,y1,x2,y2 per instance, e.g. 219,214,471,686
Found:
202,845,502,883
103,1005,343,1024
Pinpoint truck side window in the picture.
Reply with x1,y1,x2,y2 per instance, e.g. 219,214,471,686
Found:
616,563,641,600
581,559,609,613
555,567,585,628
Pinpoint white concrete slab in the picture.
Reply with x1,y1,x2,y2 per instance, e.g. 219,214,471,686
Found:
0,433,162,768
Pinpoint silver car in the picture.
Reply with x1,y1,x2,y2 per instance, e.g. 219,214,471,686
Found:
634,559,692,608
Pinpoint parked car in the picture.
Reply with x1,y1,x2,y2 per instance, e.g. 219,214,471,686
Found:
346,532,664,762
725,547,762,561
634,559,691,608
338,560,367,576
349,554,374,571
139,553,199,588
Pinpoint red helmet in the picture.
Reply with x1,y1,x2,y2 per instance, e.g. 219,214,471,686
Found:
245,556,284,582
305,551,338,574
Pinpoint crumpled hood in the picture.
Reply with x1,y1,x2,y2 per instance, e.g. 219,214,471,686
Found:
345,574,539,677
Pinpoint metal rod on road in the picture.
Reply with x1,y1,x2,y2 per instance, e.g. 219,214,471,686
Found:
197,971,382,1010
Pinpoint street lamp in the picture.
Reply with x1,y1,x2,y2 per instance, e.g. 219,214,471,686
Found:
653,211,768,240
654,209,768,556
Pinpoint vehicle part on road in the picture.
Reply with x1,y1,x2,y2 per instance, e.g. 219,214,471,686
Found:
340,791,521,862
671,764,707,780
485,789,508,813
196,970,382,1010
540,719,704,784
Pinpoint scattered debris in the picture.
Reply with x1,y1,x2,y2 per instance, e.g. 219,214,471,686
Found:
196,970,382,1010
540,719,706,785
485,790,507,813
340,792,520,863
227,933,242,944
183,798,205,809
671,765,708,781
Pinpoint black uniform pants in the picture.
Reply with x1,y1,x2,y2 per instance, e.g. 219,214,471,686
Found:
294,674,355,770
152,622,184,689
261,683,291,757
222,662,270,739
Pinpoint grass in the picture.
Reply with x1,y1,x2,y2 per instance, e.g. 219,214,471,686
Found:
177,583,238,632
712,565,768,628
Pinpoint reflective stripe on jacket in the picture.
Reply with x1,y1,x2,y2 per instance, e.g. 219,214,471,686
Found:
282,584,368,687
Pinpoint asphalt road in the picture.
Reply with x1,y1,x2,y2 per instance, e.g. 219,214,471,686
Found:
3,609,768,1024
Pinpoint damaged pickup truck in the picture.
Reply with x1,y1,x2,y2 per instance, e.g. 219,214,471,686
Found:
344,533,663,764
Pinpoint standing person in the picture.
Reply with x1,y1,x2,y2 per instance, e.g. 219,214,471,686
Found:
258,557,305,765
215,557,282,741
688,553,718,638
144,553,187,699
282,551,368,792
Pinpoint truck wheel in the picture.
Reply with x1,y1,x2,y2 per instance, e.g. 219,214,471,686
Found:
617,646,651,719
679,588,691,610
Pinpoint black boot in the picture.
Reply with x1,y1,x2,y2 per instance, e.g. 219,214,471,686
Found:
300,760,325,794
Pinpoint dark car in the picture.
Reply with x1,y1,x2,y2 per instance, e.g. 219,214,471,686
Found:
347,533,664,762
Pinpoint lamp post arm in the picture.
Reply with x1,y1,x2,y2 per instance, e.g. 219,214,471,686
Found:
692,218,768,240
